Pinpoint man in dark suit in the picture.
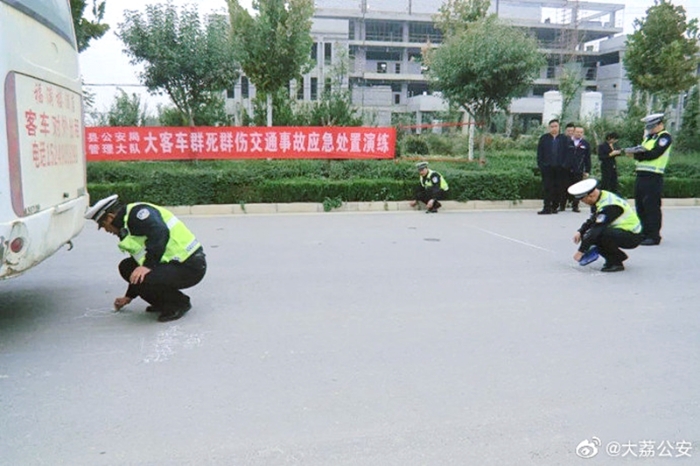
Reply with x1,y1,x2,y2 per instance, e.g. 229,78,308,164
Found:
566,125,592,212
536,119,570,214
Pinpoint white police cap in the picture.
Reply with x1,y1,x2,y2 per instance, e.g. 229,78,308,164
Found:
641,112,664,130
568,178,598,199
415,161,429,170
84,194,119,222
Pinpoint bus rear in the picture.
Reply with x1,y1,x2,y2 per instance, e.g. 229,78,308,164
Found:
1,0,88,279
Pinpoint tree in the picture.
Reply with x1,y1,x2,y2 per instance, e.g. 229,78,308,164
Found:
677,84,700,151
426,16,545,161
558,64,584,123
70,0,110,52
434,0,491,37
117,3,239,126
624,0,700,110
227,0,314,126
106,89,149,126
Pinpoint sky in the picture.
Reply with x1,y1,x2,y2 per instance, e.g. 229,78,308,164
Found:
79,0,700,117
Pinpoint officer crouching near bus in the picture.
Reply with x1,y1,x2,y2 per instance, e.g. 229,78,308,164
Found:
569,178,643,272
85,195,207,322
409,162,449,213
625,113,672,246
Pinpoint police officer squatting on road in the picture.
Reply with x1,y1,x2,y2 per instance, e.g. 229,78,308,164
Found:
625,113,672,246
85,195,207,322
409,161,449,213
569,178,643,273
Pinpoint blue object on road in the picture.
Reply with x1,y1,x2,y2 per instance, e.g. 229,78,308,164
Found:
579,246,599,266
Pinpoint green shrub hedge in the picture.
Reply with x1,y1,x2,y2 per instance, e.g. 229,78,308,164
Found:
86,157,700,206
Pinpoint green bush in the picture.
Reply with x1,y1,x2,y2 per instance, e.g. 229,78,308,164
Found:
402,136,430,155
86,153,700,206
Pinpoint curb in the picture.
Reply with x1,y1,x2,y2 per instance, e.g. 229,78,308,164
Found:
168,198,700,216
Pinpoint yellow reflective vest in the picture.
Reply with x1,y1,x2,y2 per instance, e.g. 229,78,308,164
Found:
420,169,449,190
595,191,642,234
636,130,671,174
118,203,201,265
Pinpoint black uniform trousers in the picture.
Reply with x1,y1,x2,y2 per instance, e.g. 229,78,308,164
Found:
568,171,584,209
414,187,446,205
119,249,207,310
600,167,619,194
541,166,569,211
595,228,643,266
634,172,664,242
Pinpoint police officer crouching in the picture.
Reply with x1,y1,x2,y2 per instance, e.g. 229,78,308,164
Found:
85,195,207,322
569,179,643,272
409,162,449,213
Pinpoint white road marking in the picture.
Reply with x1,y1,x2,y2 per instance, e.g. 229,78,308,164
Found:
475,227,556,253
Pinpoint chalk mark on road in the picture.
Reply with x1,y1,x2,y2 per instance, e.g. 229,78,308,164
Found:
475,227,555,253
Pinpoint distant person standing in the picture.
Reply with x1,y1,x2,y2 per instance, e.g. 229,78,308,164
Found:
598,132,622,194
566,126,592,212
536,119,569,215
625,113,671,246
564,122,576,139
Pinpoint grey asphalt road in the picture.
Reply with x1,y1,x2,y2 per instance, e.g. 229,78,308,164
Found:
1,208,698,466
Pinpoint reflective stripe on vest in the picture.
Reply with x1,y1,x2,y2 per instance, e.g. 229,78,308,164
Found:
636,130,671,174
118,203,201,265
420,169,449,190
595,191,642,234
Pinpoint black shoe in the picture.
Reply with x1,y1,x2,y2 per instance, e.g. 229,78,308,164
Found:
434,201,442,209
572,206,580,213
640,238,661,246
601,263,625,272
425,208,438,214
157,302,192,322
537,209,552,215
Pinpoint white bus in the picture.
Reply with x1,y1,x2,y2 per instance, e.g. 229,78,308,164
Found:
1,0,88,279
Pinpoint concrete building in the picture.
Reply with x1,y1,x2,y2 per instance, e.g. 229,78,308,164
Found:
226,0,630,128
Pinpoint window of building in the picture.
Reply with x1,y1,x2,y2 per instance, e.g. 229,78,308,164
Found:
348,21,355,40
311,42,317,61
324,43,332,65
408,83,429,97
324,77,331,97
241,76,249,99
546,66,556,79
366,49,401,61
310,77,318,100
532,85,550,96
226,88,234,99
395,63,401,74
394,93,401,105
377,62,387,73
365,20,403,42
409,23,442,43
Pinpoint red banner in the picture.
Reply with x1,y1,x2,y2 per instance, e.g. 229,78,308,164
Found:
85,126,396,161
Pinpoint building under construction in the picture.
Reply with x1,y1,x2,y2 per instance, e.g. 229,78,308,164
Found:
226,0,631,128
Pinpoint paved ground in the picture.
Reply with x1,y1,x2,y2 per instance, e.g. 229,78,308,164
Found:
0,207,698,465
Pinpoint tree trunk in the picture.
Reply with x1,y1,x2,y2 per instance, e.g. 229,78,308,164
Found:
479,128,486,163
267,93,273,127
468,114,475,161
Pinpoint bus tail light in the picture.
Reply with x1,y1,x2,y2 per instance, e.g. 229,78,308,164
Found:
10,237,24,253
